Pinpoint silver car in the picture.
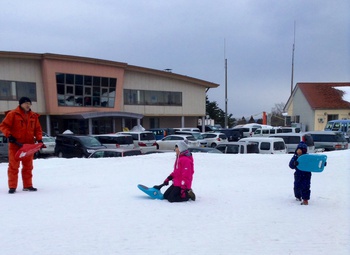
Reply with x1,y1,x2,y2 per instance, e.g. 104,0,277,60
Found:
308,131,348,151
201,132,228,147
156,135,200,150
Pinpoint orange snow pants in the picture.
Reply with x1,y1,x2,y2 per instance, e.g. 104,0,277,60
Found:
8,146,34,189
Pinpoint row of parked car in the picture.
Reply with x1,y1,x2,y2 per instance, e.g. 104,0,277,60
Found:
0,127,348,160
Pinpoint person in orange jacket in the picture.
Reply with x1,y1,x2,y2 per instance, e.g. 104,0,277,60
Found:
0,97,43,194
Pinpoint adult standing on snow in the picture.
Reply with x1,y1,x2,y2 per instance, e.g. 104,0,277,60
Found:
162,141,196,202
289,141,311,205
0,97,43,194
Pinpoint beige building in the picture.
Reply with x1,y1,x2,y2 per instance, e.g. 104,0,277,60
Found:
0,51,219,135
284,82,350,131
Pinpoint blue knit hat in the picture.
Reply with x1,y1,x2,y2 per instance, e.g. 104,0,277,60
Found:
297,141,307,154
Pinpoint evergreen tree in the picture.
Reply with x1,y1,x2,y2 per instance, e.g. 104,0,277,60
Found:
205,96,235,128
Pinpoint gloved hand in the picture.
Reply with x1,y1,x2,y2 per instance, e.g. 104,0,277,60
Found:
163,175,173,185
8,135,16,143
180,188,187,199
153,185,163,190
38,140,47,148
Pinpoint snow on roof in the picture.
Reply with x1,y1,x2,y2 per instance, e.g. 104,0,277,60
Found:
335,86,350,103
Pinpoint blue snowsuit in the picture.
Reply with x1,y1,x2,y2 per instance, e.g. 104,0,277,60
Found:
289,143,311,200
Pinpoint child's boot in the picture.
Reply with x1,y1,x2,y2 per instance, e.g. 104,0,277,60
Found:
301,200,308,205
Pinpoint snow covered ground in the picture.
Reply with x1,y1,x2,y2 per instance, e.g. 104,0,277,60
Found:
0,149,349,255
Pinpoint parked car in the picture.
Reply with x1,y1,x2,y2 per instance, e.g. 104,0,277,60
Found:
215,128,242,141
146,128,175,140
174,127,201,132
216,141,259,154
201,132,228,147
0,132,9,161
156,134,200,150
88,148,142,158
188,147,223,154
55,134,106,158
239,137,287,154
307,131,348,151
35,136,56,158
270,132,315,153
92,134,134,149
324,119,350,142
118,131,157,154
174,131,207,147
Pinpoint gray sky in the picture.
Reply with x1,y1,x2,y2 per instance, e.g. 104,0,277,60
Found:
1,0,349,118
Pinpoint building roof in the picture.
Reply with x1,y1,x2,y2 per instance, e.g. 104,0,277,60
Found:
297,82,350,109
0,51,219,89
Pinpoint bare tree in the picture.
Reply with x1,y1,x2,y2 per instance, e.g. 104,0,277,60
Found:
270,102,285,126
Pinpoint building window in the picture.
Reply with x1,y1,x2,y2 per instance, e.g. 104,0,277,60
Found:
124,89,182,106
56,73,116,108
0,80,37,101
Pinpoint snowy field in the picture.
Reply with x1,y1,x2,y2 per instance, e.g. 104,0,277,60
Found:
0,149,349,255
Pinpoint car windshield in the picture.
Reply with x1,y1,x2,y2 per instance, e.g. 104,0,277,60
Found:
140,133,155,141
191,133,204,139
79,136,103,147
186,136,197,141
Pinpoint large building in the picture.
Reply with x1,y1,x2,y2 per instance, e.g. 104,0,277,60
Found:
0,51,219,135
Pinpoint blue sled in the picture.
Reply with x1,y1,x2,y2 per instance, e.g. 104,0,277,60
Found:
297,154,327,173
138,184,164,200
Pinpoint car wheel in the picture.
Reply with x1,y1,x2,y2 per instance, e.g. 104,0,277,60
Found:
57,151,64,158
211,143,217,148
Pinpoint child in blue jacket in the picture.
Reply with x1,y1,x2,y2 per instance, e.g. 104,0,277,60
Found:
289,141,311,205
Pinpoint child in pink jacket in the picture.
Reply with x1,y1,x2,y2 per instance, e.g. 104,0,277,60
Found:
163,141,196,202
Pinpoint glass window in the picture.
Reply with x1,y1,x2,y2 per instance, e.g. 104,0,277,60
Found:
55,73,116,108
75,75,83,85
93,77,100,86
123,89,182,106
17,82,37,101
260,142,270,150
0,80,11,99
110,78,117,88
66,74,74,84
84,76,92,85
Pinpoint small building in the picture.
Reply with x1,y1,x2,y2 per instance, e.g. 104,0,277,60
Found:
284,82,350,131
0,51,219,135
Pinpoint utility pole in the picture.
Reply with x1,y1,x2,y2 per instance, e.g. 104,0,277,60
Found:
225,58,228,128
290,21,296,95
224,39,228,128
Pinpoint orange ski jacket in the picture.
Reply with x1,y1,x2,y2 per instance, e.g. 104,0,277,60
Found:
0,106,42,147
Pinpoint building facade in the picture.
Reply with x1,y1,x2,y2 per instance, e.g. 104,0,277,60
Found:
284,82,350,131
0,51,219,135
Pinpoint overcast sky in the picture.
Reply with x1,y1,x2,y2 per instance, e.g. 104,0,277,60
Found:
1,0,349,118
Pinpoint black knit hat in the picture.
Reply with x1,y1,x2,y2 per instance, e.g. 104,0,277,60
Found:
19,97,32,105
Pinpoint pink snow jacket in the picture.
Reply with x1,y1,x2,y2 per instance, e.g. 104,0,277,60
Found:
169,150,194,190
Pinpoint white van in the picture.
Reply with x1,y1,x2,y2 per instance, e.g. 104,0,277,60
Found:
239,137,287,154
216,141,259,154
118,131,157,154
253,128,283,137
270,133,315,153
232,124,264,138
